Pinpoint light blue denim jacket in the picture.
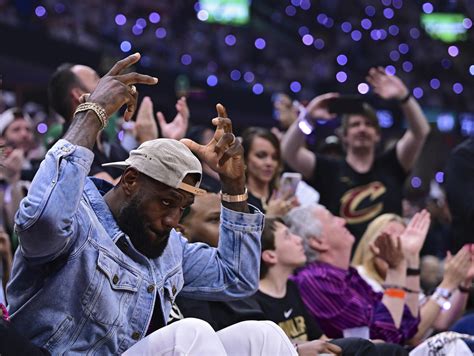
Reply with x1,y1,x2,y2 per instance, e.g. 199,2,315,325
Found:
7,139,263,355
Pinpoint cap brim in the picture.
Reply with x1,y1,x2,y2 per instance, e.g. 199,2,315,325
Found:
101,161,130,170
102,161,206,196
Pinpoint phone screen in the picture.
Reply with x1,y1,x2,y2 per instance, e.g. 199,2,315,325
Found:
327,96,366,114
279,173,302,198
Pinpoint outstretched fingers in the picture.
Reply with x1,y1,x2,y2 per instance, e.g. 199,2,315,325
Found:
107,53,142,76
116,72,159,86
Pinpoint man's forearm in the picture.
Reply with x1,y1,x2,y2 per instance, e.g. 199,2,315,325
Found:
401,97,430,139
382,261,407,328
63,111,103,150
220,177,249,213
281,120,305,161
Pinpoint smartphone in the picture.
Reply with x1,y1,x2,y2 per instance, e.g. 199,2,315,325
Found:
327,96,366,114
278,172,302,198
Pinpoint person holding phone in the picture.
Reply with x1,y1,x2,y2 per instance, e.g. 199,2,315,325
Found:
281,67,430,243
241,127,299,217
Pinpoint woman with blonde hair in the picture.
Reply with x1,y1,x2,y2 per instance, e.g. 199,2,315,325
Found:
352,213,474,344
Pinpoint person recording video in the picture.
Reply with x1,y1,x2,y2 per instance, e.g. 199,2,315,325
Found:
281,67,430,244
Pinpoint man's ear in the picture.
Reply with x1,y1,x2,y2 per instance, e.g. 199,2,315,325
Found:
308,236,329,253
120,168,140,196
71,87,85,105
261,250,278,266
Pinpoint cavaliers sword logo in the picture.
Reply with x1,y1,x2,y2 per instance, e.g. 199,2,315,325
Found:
339,181,386,224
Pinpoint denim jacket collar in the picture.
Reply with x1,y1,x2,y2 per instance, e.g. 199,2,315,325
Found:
84,178,123,243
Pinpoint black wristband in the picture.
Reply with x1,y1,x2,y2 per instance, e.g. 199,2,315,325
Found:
398,92,411,104
407,268,420,276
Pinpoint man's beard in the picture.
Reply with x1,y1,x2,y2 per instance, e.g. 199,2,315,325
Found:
117,195,171,258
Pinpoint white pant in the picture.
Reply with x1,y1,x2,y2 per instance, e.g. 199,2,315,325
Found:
122,318,298,356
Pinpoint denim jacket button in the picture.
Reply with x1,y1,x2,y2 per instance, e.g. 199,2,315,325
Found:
172,285,177,295
147,285,155,293
131,332,140,340
112,275,119,284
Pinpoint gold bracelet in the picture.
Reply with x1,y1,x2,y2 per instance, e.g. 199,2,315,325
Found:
221,187,248,203
74,102,108,130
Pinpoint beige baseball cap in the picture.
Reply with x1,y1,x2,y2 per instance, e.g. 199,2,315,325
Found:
103,139,206,195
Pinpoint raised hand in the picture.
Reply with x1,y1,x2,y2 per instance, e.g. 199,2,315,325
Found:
65,53,158,149
370,233,404,269
400,210,431,257
88,53,158,122
366,67,409,101
266,189,300,217
2,148,24,183
181,104,244,183
305,92,339,121
441,247,472,290
157,96,190,140
134,96,158,144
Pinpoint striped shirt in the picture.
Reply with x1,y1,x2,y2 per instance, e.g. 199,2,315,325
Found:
292,261,419,344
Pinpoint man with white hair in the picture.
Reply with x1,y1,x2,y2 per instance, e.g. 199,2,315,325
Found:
285,204,420,345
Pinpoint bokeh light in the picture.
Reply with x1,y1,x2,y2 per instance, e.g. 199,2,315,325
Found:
207,75,218,87
435,171,444,184
35,6,47,17
243,71,255,83
255,38,266,49
430,78,440,89
225,34,236,46
453,83,464,94
115,14,126,26
181,54,192,65
358,83,369,94
37,123,48,134
302,34,314,46
336,71,347,83
351,30,362,41
149,12,160,24
252,83,264,95
337,54,348,66
120,41,132,52
290,81,302,93
411,177,422,188
422,2,434,14
155,28,167,38
413,87,424,99
448,45,459,57
230,69,241,81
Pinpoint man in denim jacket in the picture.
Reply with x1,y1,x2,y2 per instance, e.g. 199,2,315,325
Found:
7,54,265,354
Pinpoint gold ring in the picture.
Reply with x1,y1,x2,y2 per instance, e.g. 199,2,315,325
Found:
129,85,137,95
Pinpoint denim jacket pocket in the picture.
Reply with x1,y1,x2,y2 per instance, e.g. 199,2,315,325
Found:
81,251,141,326
43,315,73,351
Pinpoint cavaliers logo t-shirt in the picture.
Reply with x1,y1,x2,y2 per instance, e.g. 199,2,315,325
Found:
310,147,407,244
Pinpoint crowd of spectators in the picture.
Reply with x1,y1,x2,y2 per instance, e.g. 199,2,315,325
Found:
1,0,474,111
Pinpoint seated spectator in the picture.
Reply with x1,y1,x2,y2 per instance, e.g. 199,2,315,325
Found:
241,127,299,216
180,195,404,355
281,68,430,242
0,107,40,181
176,192,265,330
0,129,30,239
286,204,422,344
257,217,407,355
352,213,474,344
7,53,283,355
